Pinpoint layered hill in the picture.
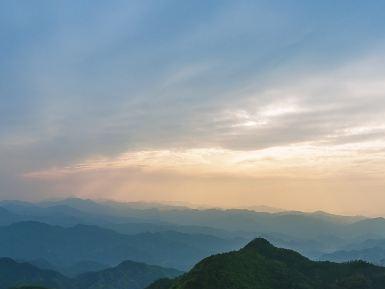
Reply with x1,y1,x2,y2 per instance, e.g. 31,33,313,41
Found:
147,238,385,289
3,198,385,264
0,199,367,239
75,260,181,289
9,287,50,289
0,258,181,289
0,258,70,289
26,259,109,277
0,221,244,270
321,247,385,266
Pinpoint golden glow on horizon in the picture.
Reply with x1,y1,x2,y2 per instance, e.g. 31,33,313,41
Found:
21,130,385,217
24,137,385,180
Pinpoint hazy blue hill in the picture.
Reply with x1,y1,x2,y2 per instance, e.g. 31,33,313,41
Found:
0,200,141,227
0,221,244,270
3,198,385,265
107,222,235,238
25,259,58,272
263,232,350,259
62,260,109,277
293,210,365,224
0,198,375,240
0,258,71,289
319,237,385,266
26,259,109,277
321,247,385,265
74,260,181,289
0,199,239,238
148,238,385,289
22,199,368,237
0,258,181,289
0,200,37,213
353,238,385,250
0,207,21,226
9,287,51,289
345,218,385,238
39,198,113,216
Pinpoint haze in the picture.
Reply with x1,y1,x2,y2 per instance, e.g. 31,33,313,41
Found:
2,1,385,216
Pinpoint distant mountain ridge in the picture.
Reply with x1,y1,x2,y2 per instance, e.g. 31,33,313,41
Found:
25,259,109,277
1,198,385,266
147,238,385,289
0,221,244,270
0,198,371,238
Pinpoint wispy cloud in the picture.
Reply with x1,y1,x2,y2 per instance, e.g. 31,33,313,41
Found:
2,1,385,213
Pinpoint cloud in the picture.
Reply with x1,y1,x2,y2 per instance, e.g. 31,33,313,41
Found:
16,49,385,214
2,1,385,213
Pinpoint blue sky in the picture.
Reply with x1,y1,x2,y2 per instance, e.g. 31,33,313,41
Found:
2,1,385,214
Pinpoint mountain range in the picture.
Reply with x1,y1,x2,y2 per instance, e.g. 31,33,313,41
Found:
0,199,367,237
0,221,244,271
1,198,385,267
320,238,385,266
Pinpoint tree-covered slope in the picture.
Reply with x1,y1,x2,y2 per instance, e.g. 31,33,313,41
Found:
147,238,385,289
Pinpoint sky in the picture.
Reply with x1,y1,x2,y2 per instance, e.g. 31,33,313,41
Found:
1,0,385,216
